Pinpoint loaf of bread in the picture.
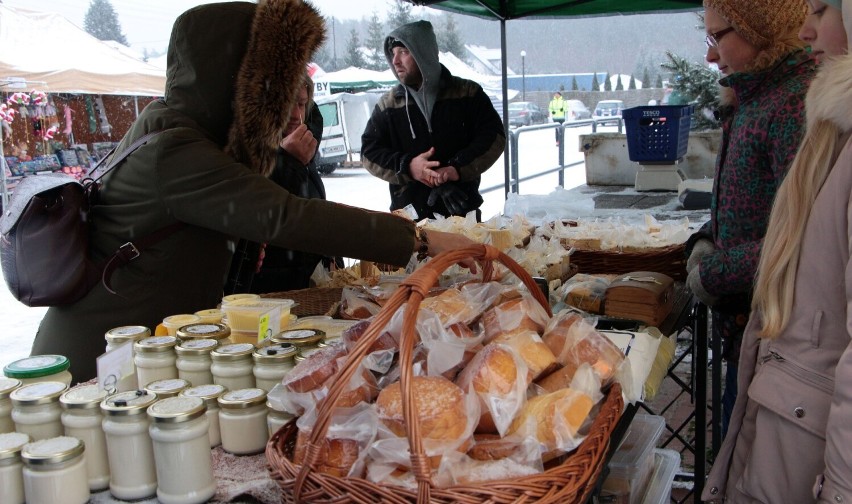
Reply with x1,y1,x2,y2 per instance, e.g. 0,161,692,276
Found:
467,434,521,461
481,296,548,343
542,311,624,385
420,288,480,326
376,375,468,442
495,330,558,382
282,340,347,393
455,343,525,435
293,428,361,478
341,318,398,354
507,388,594,460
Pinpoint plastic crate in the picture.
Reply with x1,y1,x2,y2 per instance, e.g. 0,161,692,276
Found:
623,105,693,162
640,449,681,504
600,414,666,504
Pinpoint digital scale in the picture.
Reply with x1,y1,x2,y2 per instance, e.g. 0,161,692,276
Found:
635,158,686,192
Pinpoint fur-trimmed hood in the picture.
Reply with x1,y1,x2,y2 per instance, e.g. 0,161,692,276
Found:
806,54,852,134
163,0,325,176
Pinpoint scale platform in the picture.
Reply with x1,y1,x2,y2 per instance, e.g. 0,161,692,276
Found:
635,159,685,192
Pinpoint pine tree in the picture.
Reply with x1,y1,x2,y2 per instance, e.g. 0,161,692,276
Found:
642,67,651,88
655,74,664,88
660,51,722,130
344,29,367,68
591,73,600,91
628,75,636,89
571,76,578,91
84,0,128,45
603,72,612,91
365,11,386,71
615,75,624,90
439,14,466,60
387,0,413,30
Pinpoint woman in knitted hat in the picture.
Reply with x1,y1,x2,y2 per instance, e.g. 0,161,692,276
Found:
703,1,851,502
684,0,816,437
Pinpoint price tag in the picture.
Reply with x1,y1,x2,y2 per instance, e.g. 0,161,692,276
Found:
258,305,282,344
96,342,135,394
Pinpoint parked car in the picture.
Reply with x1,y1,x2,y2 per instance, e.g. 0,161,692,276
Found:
565,99,592,120
594,99,624,125
508,101,548,127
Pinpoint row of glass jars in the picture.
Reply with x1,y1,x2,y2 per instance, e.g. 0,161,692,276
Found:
0,381,293,504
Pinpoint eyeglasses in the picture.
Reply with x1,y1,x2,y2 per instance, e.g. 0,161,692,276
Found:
705,26,735,48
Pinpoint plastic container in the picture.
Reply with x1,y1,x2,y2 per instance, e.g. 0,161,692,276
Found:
162,314,202,336
10,381,68,441
180,384,226,448
0,431,30,504
221,293,260,304
134,336,179,388
217,388,268,455
144,378,191,399
210,343,256,391
176,323,232,344
640,449,680,504
175,338,219,386
59,385,110,491
3,355,72,387
100,390,159,500
194,308,224,324
252,344,297,392
600,413,666,504
21,436,90,504
221,298,294,332
0,377,22,433
147,397,216,504
623,105,693,162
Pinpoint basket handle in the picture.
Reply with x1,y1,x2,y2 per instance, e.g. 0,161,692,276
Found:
295,244,552,502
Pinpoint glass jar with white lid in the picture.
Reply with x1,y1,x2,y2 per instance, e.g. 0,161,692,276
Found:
180,384,226,447
0,431,31,504
176,323,232,345
134,336,178,388
0,377,22,434
147,396,215,504
3,355,72,387
175,338,218,386
59,385,109,491
144,378,191,400
252,344,297,392
210,343,256,391
217,388,268,454
21,436,89,504
10,381,68,441
100,390,159,500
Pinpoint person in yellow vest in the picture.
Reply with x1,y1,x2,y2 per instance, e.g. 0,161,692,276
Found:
548,91,566,145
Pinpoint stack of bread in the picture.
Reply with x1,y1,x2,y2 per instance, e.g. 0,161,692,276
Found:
274,280,625,488
537,215,692,252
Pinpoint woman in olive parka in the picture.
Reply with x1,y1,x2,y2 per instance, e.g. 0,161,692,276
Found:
32,0,474,382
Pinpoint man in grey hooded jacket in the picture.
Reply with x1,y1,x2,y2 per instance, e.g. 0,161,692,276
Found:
361,20,505,221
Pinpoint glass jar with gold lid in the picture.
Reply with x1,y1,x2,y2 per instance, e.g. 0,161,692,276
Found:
59,385,109,491
100,390,158,500
176,323,232,345
271,328,325,349
0,377,22,434
180,384,226,447
144,378,191,400
0,431,30,504
175,338,219,386
10,381,68,441
217,388,268,455
21,436,89,504
252,344,297,392
210,343,256,391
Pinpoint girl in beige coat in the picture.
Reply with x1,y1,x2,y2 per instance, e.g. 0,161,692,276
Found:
703,1,852,501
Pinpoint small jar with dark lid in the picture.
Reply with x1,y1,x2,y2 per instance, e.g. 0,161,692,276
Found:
176,323,232,345
252,344,297,392
147,396,215,504
271,328,325,349
4,355,71,387
180,384,226,447
10,381,68,441
21,436,89,504
134,336,178,388
100,390,158,500
210,343,256,391
217,388,268,454
0,431,31,504
59,385,109,490
175,338,218,386
0,377,22,434
144,378,191,400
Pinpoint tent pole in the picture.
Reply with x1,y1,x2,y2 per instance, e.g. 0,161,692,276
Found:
500,17,510,200
134,96,139,117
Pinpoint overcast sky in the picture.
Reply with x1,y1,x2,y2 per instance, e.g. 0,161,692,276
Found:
3,0,435,53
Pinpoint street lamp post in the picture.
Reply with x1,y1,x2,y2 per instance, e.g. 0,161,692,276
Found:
520,50,526,101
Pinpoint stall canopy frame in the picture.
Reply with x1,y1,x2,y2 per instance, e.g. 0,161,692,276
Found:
406,0,704,196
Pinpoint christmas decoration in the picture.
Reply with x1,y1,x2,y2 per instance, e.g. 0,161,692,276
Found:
660,51,721,131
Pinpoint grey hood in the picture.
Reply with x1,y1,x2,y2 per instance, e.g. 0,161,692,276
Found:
384,20,441,132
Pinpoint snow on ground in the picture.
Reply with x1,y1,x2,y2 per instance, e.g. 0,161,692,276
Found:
0,125,599,371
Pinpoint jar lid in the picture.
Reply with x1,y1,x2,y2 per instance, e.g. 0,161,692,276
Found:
101,390,158,416
134,336,178,353
221,293,260,304
144,378,190,397
147,396,206,423
180,384,226,406
211,343,255,361
10,381,68,405
105,325,151,344
217,388,267,409
4,355,70,379
271,329,325,347
175,338,219,355
21,436,84,466
0,377,21,399
252,344,297,363
0,432,31,461
60,384,108,410
176,323,231,341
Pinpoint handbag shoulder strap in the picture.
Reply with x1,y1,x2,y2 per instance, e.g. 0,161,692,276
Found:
86,130,164,185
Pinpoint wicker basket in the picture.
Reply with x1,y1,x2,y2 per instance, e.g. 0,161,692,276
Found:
263,287,344,317
569,244,687,281
265,244,624,503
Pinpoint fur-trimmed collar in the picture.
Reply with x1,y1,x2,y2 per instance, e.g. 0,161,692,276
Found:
806,54,852,133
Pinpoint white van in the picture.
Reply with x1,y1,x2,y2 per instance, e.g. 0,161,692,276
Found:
315,92,380,174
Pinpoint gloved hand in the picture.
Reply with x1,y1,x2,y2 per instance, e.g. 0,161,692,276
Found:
686,239,715,273
687,266,719,307
427,184,469,215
